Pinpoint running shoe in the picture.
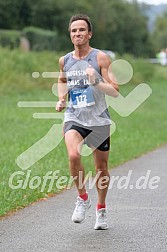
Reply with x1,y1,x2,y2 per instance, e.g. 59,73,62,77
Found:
72,196,91,223
94,208,108,230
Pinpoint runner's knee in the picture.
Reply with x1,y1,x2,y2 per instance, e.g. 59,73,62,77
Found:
68,152,81,165
95,161,108,173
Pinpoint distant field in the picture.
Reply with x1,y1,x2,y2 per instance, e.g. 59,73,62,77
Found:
0,48,167,216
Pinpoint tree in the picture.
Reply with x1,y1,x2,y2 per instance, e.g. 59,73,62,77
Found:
0,0,33,29
0,0,152,56
151,12,167,51
89,0,151,56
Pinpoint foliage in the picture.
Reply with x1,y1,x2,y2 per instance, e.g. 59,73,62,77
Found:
0,29,20,49
0,0,153,56
89,0,151,56
0,0,33,29
151,12,167,51
22,27,59,51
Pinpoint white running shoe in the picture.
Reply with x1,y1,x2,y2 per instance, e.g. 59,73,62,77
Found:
72,196,91,223
94,208,108,230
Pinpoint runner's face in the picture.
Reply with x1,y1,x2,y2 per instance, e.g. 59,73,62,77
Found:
70,20,92,46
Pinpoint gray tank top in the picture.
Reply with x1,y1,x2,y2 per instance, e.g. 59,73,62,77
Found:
63,48,111,126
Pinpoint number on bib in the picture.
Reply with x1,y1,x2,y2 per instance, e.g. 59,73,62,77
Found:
70,87,95,108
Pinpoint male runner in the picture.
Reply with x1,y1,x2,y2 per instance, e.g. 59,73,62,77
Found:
56,13,119,230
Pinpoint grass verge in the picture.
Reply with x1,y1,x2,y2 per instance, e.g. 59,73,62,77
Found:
0,48,167,216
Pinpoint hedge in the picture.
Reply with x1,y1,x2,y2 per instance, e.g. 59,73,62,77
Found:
0,27,61,51
0,29,21,49
22,26,59,51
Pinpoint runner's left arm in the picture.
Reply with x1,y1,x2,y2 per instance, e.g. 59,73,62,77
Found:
86,51,119,97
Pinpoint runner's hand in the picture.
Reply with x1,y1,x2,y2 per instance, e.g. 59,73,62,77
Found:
86,65,95,85
56,99,66,112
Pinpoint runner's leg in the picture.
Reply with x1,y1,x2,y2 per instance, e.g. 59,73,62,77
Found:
92,149,110,205
65,129,86,195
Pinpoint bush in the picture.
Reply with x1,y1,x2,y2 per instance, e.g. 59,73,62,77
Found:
0,29,20,49
22,26,59,51
0,27,70,52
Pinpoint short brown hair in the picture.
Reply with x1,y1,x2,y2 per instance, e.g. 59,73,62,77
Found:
68,14,92,32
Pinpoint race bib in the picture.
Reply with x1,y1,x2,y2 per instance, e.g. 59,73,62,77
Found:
70,87,95,108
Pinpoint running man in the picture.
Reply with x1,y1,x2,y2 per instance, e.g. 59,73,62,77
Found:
56,13,119,230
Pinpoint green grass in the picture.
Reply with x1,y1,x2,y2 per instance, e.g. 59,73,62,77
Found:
0,48,167,217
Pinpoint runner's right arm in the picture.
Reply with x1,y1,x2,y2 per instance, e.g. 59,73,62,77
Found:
56,57,68,112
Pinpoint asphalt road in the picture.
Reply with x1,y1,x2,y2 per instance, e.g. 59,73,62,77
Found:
0,144,167,252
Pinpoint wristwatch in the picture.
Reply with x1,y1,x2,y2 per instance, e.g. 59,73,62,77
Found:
92,78,100,86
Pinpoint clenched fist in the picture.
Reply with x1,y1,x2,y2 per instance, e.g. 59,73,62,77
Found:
56,99,66,112
86,65,95,85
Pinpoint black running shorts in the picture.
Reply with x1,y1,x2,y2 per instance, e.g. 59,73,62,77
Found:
64,121,110,151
